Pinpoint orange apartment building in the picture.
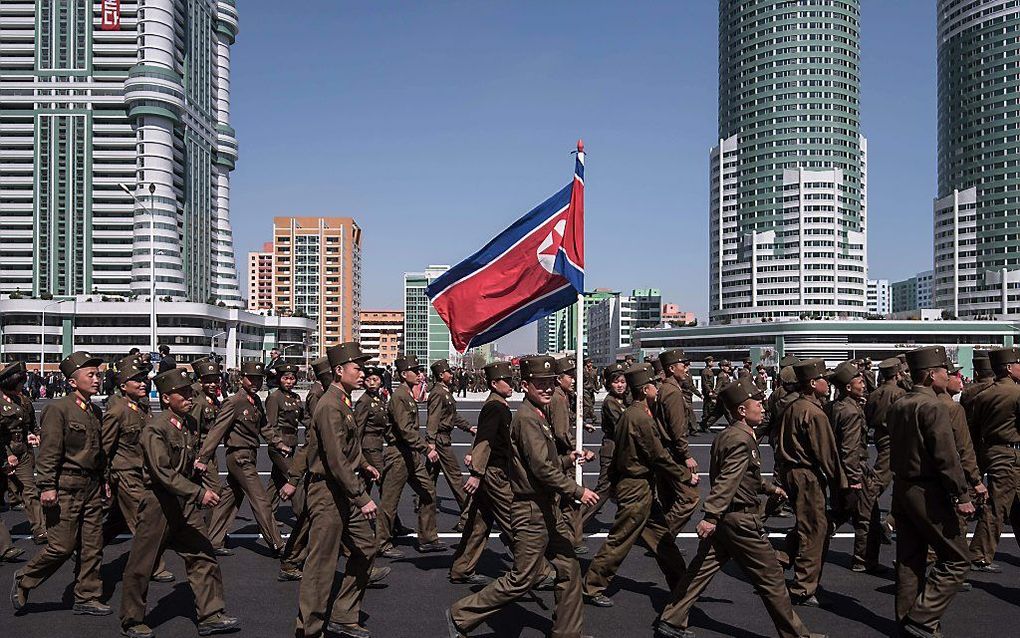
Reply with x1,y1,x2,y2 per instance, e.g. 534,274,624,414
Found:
358,310,404,366
247,242,274,312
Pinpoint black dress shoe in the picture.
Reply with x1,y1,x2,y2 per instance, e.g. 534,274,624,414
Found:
445,608,467,638
450,574,491,585
417,541,447,553
73,600,113,616
151,569,175,583
654,619,695,638
278,567,302,581
325,622,370,638
379,546,405,559
584,593,614,607
368,566,391,585
790,594,819,607
197,612,240,636
11,573,28,611
121,622,155,638
970,560,1001,573
0,547,25,562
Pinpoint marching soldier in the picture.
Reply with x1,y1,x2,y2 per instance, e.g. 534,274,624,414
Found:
199,361,290,556
190,358,226,498
860,358,878,396
679,367,701,438
889,346,974,638
738,358,753,381
582,359,598,430
582,363,687,609
447,355,599,638
547,357,594,553
776,358,846,606
897,353,913,392
376,354,445,558
297,343,381,638
654,349,701,536
265,362,306,514
702,360,734,431
827,361,870,572
960,350,994,441
968,346,1020,572
698,356,716,434
941,365,987,517
120,368,238,638
580,362,628,527
427,359,476,530
13,352,110,616
654,379,824,638
102,354,174,583
0,360,46,546
754,365,770,394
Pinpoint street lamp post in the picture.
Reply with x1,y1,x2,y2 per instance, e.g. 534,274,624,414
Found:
119,182,159,354
40,300,63,374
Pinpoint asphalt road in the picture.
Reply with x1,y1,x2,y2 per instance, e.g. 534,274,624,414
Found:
1,397,1017,637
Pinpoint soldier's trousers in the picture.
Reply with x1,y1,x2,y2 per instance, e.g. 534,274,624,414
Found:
657,475,701,536
208,448,284,551
783,467,830,598
855,474,891,568
296,479,377,638
452,497,585,638
969,446,1020,563
699,397,717,431
580,439,615,526
362,447,408,538
105,469,169,576
0,518,13,554
377,445,439,546
892,481,970,632
659,511,809,638
18,475,104,603
267,430,298,513
450,466,514,579
120,490,225,628
7,451,44,537
280,476,310,571
583,477,685,598
428,440,471,524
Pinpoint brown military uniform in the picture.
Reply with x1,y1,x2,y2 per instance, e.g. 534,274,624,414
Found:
857,376,905,565
17,393,106,604
679,373,701,436
120,408,226,629
968,376,1020,563
547,385,584,545
297,384,378,638
376,383,440,548
426,380,473,520
890,385,971,633
580,393,626,525
659,422,811,638
828,394,872,568
654,376,701,535
698,366,716,432
200,389,285,551
190,385,224,495
582,400,687,600
775,394,846,599
265,387,306,511
451,396,587,637
0,388,44,540
354,386,388,498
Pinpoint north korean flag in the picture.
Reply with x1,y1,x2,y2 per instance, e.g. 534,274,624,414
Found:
427,142,585,352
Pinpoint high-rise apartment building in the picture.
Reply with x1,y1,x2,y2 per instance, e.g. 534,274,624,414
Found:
247,242,273,312
267,217,362,356
585,289,665,366
866,279,891,315
0,1,242,306
403,266,451,365
891,270,934,314
536,289,616,356
934,0,1020,318
359,310,403,366
710,0,868,324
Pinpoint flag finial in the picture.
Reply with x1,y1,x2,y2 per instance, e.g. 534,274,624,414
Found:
576,139,584,153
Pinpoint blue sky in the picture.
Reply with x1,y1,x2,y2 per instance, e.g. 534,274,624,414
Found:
229,1,937,354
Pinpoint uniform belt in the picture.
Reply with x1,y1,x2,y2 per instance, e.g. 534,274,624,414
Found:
60,467,101,478
726,503,760,515
279,426,298,433
308,472,326,483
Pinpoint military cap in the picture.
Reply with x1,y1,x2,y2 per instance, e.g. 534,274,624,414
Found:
59,351,102,378
793,358,828,382
649,357,664,374
430,359,452,377
778,354,800,368
0,360,26,382
519,355,557,380
829,360,862,387
988,346,1020,368
153,367,192,395
897,353,907,364
704,355,715,363
905,346,950,371
114,354,149,385
973,352,993,377
327,342,371,369
719,359,732,368
239,361,266,377
555,357,576,375
275,362,300,376
310,356,332,380
779,366,797,385
719,378,763,412
602,362,626,382
658,349,690,369
192,358,222,379
624,363,656,390
393,354,424,373
878,357,900,371
483,361,514,383
364,365,385,379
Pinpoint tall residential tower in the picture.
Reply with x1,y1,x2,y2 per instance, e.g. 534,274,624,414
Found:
934,0,1020,318
710,0,868,324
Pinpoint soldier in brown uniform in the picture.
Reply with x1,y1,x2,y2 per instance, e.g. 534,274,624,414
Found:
827,361,870,571
427,359,476,529
941,365,987,518
655,379,823,638
199,361,290,556
697,356,716,434
702,360,735,431
679,369,702,438
776,358,846,606
889,346,974,638
265,362,306,514
120,368,238,638
968,346,1020,572
547,357,594,553
960,350,994,439
376,354,445,558
582,363,687,609
654,349,701,537
580,363,628,527
297,342,381,638
447,355,599,638
190,358,225,498
0,360,46,546
102,354,174,582
12,351,110,616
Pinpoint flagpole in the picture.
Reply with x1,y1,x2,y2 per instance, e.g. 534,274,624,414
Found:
573,139,585,486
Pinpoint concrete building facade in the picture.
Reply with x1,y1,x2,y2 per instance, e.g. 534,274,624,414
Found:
866,279,891,315
403,266,450,365
359,310,403,367
247,242,273,312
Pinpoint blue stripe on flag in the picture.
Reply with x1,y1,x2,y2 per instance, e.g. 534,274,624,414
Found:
426,183,572,300
466,283,578,350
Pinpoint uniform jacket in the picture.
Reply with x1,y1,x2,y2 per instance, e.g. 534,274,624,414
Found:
307,384,370,508
939,392,981,487
863,379,905,485
102,393,152,473
189,385,221,443
775,394,846,491
355,388,388,451
655,376,693,472
469,392,512,477
547,386,577,455
612,400,689,484
702,423,773,523
968,377,1020,448
266,388,306,440
36,393,104,492
141,409,209,503
0,389,38,459
600,394,627,442
426,381,472,445
306,381,327,419
828,395,867,486
508,396,584,502
386,383,430,455
199,390,283,462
